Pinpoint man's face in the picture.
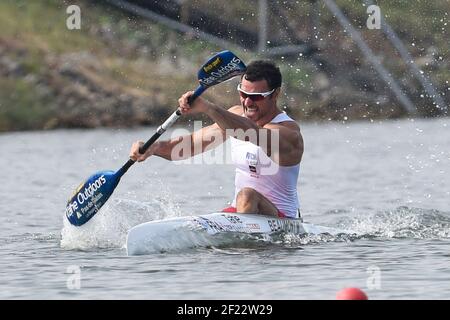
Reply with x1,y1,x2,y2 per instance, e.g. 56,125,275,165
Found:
239,78,276,122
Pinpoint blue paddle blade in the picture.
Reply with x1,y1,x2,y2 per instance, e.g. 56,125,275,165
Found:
197,50,246,88
65,170,121,226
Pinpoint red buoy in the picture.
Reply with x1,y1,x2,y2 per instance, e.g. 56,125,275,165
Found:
336,287,368,300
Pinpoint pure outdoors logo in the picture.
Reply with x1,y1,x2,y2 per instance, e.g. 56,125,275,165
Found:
199,56,243,86
65,175,107,218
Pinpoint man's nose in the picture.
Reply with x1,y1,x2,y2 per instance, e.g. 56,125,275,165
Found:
243,97,254,107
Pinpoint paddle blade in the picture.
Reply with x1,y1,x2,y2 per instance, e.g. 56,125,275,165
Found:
197,50,246,89
65,170,121,226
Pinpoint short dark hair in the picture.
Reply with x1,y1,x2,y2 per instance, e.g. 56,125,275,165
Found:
242,60,282,90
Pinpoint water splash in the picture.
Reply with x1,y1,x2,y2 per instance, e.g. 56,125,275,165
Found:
60,197,182,250
205,206,450,250
274,232,356,247
336,206,450,239
208,206,450,250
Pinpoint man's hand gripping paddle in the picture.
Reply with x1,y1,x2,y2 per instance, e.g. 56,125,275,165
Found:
65,50,246,226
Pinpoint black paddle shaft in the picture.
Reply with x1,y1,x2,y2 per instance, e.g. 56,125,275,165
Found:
118,93,201,176
117,109,183,177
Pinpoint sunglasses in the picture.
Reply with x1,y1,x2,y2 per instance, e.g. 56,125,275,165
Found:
237,83,275,101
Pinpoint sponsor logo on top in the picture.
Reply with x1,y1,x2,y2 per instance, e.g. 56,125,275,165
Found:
199,57,243,86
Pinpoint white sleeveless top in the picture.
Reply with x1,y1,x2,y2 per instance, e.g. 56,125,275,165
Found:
230,112,300,218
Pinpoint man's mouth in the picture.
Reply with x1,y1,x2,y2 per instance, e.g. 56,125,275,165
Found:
245,106,258,114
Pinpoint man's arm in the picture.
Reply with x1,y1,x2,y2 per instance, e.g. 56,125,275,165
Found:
204,104,303,166
153,123,224,160
263,122,304,166
134,106,242,161
204,103,259,133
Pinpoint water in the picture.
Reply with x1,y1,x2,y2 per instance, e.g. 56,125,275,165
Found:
1,118,449,299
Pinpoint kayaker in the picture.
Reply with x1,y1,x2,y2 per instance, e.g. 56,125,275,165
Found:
130,60,304,219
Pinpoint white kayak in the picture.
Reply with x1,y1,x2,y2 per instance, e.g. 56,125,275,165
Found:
126,212,352,255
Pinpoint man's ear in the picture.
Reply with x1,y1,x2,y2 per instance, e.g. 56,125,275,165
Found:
271,87,281,100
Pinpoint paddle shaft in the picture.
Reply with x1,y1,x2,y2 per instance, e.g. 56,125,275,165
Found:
116,90,202,178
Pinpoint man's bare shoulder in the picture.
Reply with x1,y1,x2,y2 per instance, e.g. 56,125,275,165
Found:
265,119,300,133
